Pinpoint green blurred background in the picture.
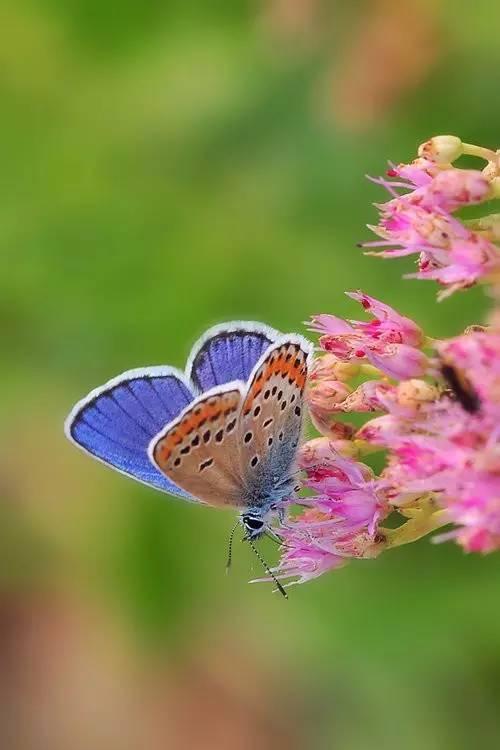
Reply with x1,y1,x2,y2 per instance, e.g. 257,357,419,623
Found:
1,1,500,748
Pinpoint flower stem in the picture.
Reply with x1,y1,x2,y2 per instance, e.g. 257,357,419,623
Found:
379,508,450,549
462,142,498,162
359,364,384,378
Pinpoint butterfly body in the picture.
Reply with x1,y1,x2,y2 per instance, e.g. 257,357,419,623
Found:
65,322,313,541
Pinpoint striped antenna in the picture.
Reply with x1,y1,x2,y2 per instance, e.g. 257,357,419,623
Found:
247,537,288,599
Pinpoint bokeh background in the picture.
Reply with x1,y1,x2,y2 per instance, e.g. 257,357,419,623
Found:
2,1,500,748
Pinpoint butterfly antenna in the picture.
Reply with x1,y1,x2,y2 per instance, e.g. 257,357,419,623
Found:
247,537,288,599
225,520,239,573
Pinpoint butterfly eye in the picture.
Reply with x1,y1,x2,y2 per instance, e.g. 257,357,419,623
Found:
243,515,264,532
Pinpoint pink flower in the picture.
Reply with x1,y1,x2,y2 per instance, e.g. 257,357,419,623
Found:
457,525,500,554
271,518,347,585
425,169,491,211
437,331,500,414
444,474,500,554
266,442,390,585
365,156,500,296
387,157,437,186
355,380,441,443
257,137,500,591
407,234,500,297
271,515,382,586
366,205,467,259
393,169,491,213
310,292,427,379
376,333,500,550
379,163,491,211
347,292,424,346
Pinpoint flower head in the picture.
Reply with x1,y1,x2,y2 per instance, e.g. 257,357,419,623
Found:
263,135,500,591
270,442,389,585
310,292,427,379
364,138,500,297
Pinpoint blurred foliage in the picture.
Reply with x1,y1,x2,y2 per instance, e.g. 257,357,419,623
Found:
1,1,500,748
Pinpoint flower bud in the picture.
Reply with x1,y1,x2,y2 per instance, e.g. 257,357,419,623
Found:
327,420,356,440
355,415,398,445
341,381,394,412
469,213,500,241
396,379,439,409
418,135,463,164
299,436,363,470
299,437,338,469
308,410,354,439
310,354,360,383
307,380,352,414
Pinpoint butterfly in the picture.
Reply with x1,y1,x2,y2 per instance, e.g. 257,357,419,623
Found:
65,321,313,593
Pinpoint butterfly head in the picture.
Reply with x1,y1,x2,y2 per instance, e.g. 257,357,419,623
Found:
236,509,288,598
240,511,267,540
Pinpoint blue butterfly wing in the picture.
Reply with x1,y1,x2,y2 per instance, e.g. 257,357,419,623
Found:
187,322,280,392
65,367,196,499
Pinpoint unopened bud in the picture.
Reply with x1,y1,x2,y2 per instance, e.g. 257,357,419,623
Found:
469,213,500,241
396,379,439,408
307,380,352,413
355,414,398,445
418,135,463,164
299,435,358,468
308,408,355,440
341,381,394,412
299,437,336,469
310,355,359,383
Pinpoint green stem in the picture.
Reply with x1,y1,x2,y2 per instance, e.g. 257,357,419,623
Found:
462,142,498,162
358,364,384,378
380,509,450,549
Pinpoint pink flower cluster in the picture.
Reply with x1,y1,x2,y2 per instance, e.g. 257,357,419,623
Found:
363,136,500,298
310,292,427,379
364,327,500,554
273,438,388,585
270,137,500,587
